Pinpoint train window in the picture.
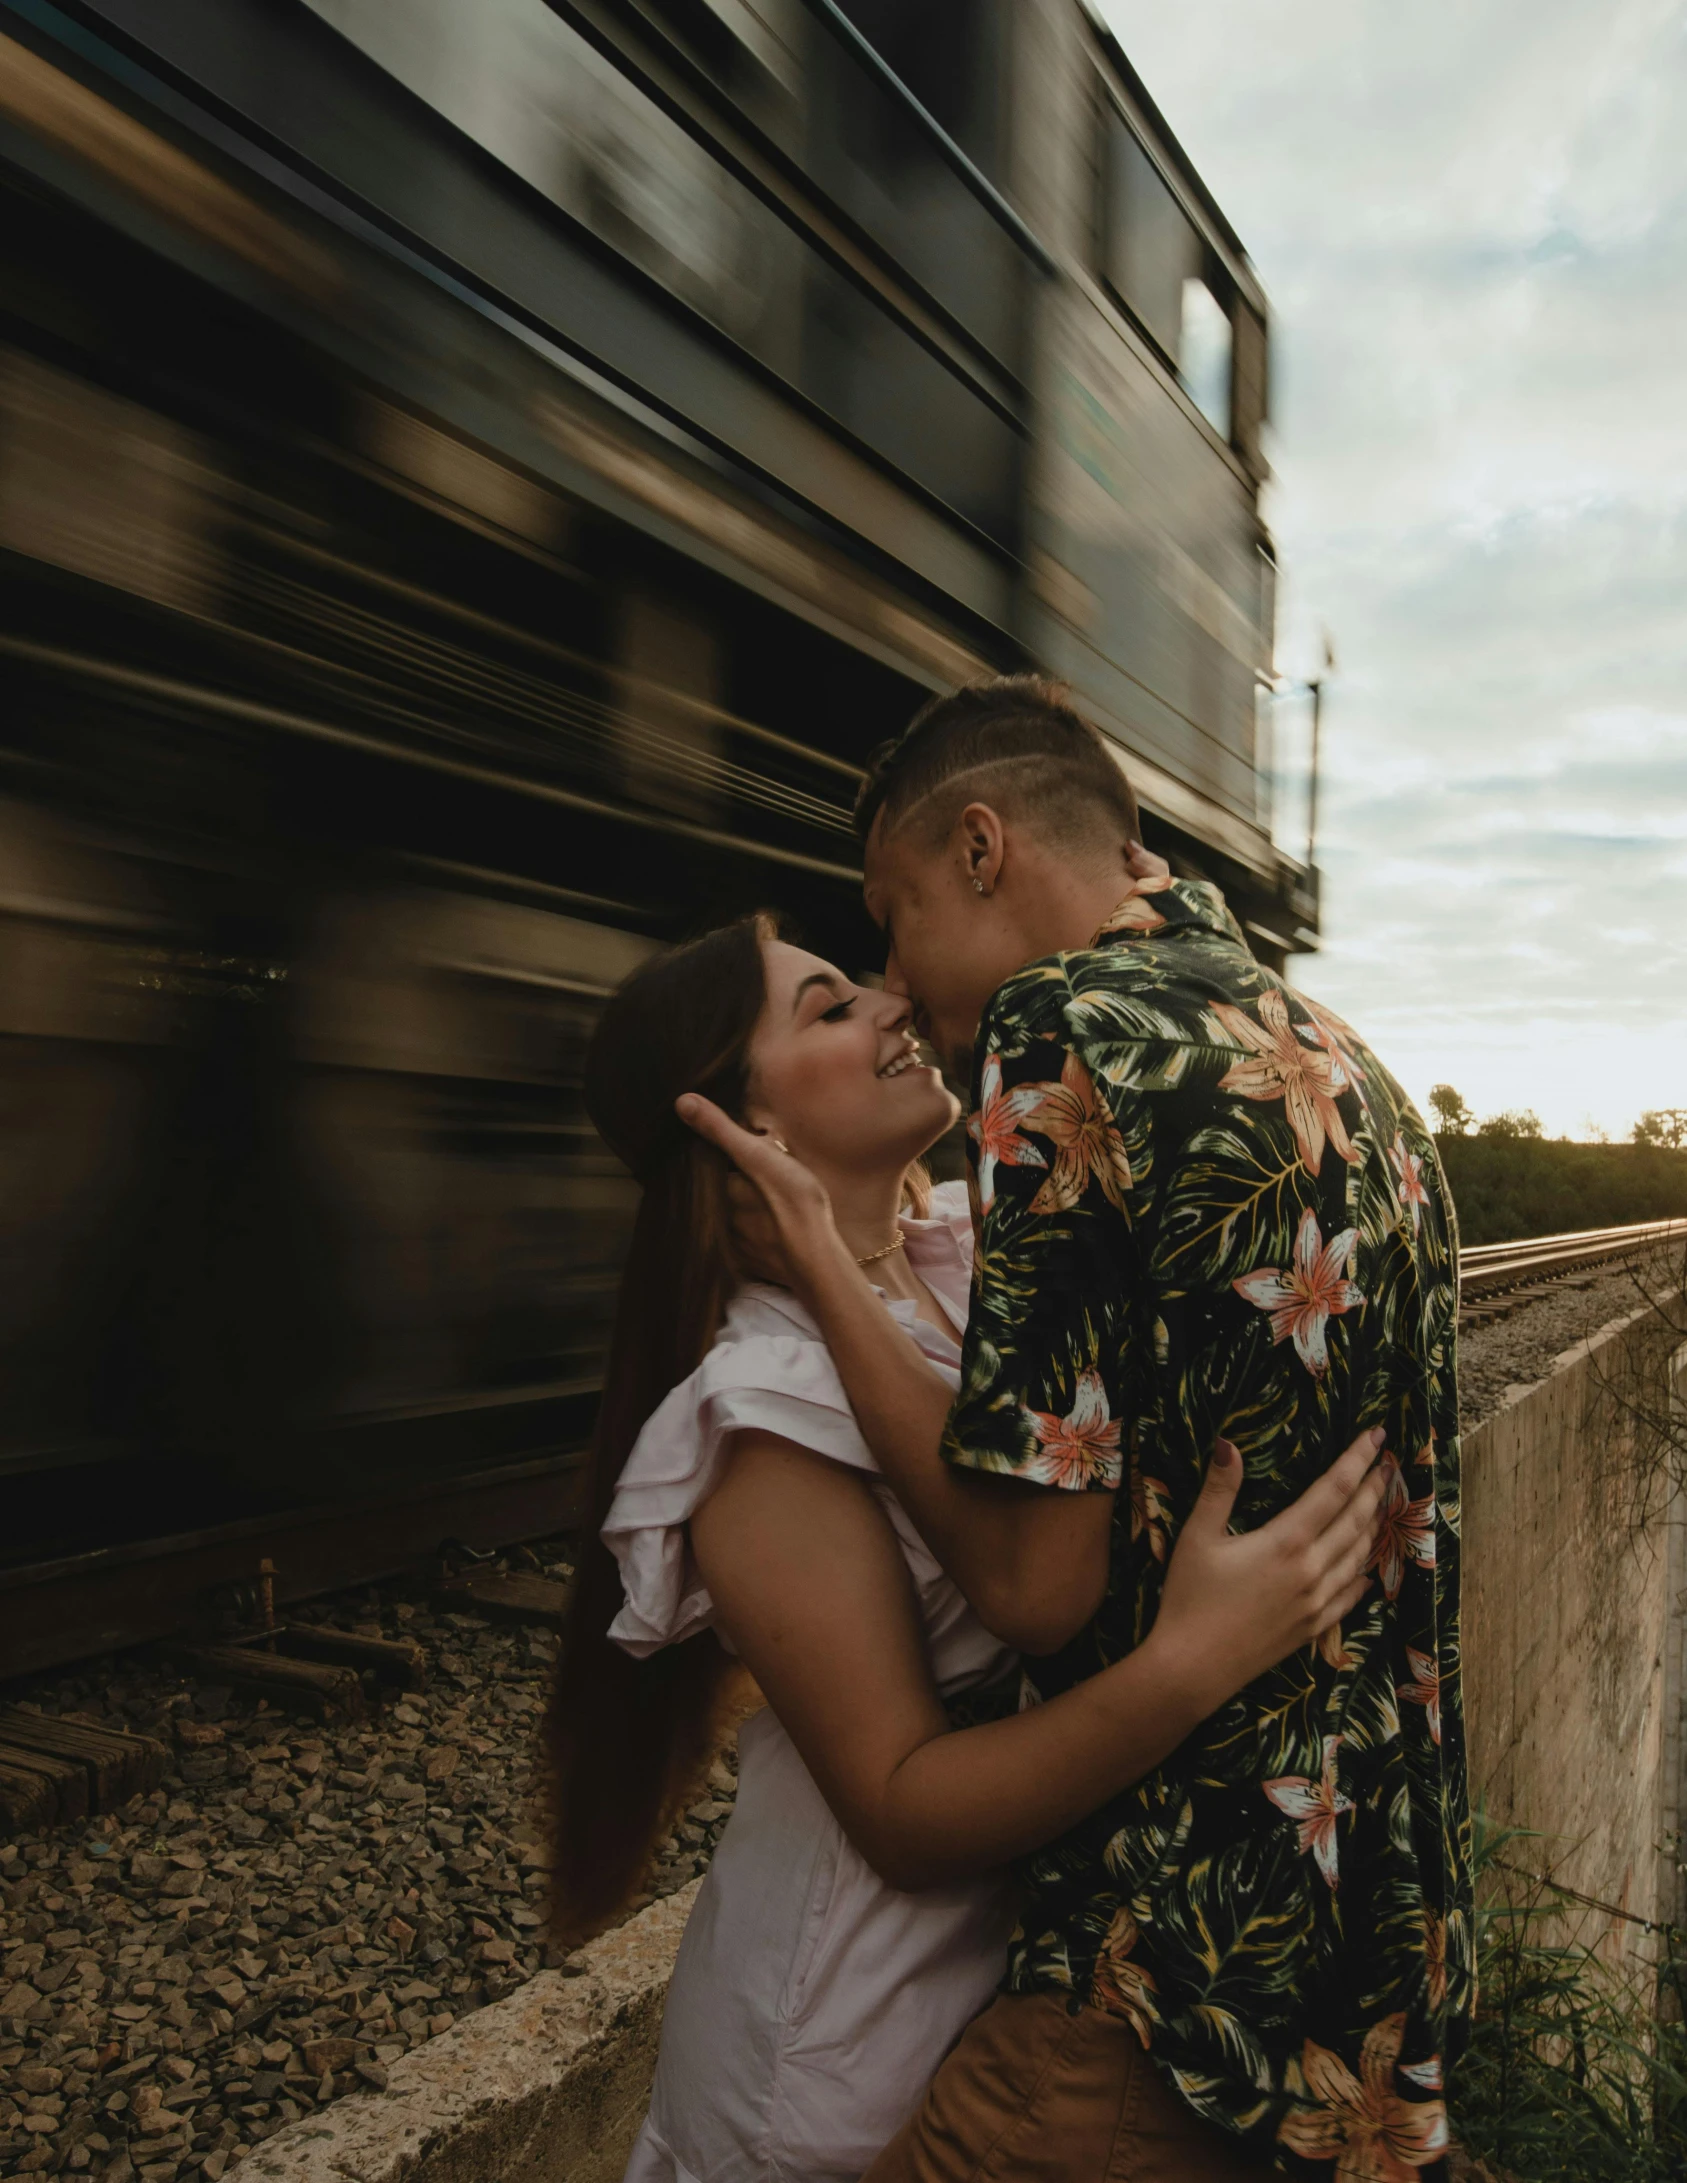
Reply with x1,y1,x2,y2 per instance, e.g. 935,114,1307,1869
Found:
1097,97,1248,452
1098,106,1193,360
1232,300,1270,476
1179,275,1233,440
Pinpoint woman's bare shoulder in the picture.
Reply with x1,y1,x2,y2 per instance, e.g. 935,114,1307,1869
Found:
691,1428,890,1580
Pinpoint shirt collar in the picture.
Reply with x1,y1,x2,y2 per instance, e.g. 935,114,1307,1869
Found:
1089,876,1244,950
891,1212,970,1337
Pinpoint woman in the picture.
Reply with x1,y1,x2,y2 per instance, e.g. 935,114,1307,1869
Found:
545,914,1386,2183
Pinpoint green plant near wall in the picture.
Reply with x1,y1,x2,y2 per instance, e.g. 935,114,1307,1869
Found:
1451,1816,1687,2181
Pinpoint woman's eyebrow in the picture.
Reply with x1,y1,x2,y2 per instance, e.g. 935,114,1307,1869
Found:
792,970,842,1014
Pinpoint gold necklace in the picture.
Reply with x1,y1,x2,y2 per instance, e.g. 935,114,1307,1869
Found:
856,1232,907,1267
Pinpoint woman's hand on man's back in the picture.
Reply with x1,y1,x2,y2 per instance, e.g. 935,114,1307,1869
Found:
1148,1427,1389,1713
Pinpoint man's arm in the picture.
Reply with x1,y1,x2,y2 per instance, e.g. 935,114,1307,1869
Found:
674,1100,1108,1649
763,1208,1111,1654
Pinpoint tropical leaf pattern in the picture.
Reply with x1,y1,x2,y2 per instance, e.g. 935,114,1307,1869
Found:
948,879,1472,2173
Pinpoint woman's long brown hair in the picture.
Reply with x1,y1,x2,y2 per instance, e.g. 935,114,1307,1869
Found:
543,915,774,1941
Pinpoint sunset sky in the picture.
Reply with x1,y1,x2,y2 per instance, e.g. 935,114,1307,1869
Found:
1103,0,1687,1140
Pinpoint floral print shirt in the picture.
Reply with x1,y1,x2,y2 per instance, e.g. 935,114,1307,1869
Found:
947,876,1472,2174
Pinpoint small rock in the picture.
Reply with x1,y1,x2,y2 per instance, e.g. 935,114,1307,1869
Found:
299,2038,359,2078
353,2060,388,2092
0,1548,734,2164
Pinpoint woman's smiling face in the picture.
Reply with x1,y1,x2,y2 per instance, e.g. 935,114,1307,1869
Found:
745,939,958,1177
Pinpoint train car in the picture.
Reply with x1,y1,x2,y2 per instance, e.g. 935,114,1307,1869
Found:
0,0,1313,1671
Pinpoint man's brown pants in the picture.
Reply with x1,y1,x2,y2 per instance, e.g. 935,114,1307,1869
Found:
863,1992,1271,2183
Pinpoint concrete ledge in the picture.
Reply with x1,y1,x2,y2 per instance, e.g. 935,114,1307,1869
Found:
1463,1293,1687,1954
246,1882,699,2183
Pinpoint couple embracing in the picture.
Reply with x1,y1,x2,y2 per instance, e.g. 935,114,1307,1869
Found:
546,677,1473,2181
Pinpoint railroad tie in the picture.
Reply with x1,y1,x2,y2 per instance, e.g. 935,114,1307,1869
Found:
0,1704,165,1828
0,1752,76,1832
275,1624,428,1689
164,1642,367,1723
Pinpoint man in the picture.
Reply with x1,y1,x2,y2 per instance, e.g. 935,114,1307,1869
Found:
684,676,1472,2178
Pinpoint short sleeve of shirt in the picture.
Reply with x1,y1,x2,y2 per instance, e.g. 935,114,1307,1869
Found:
944,982,1142,1493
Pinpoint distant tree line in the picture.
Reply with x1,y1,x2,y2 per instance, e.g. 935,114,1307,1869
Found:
1424,1088,1687,1245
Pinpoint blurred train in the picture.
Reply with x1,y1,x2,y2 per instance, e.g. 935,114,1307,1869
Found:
0,0,1316,1670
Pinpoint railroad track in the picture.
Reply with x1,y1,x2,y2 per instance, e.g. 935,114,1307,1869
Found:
1458,1216,1687,1326
3,1222,1682,1683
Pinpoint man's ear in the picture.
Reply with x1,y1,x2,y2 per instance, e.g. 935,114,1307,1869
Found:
957,802,1007,896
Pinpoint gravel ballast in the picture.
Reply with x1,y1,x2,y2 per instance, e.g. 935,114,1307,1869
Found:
0,1553,736,2180
1458,1249,1682,1429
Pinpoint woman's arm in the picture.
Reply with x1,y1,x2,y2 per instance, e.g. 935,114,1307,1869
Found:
690,1423,1386,1892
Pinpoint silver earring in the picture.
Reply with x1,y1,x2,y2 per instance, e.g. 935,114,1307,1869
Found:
973,878,985,895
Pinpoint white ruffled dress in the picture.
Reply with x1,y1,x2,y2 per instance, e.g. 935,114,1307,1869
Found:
604,1181,1018,2183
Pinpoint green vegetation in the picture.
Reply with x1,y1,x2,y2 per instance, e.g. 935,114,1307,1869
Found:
1422,1088,1687,1245
1451,1818,1687,2182
1633,1110,1687,1152
1434,1135,1687,1246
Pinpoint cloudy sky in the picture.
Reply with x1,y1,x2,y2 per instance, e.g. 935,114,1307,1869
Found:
1103,0,1687,1140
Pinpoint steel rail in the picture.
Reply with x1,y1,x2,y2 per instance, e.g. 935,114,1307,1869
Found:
1459,1217,1687,1302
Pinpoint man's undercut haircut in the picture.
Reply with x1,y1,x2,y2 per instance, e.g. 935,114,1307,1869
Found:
855,674,1142,859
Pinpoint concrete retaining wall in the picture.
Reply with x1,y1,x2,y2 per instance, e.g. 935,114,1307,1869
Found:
1462,1300,1687,1956
246,1882,698,2183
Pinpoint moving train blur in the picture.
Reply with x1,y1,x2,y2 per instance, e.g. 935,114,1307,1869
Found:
0,0,1316,1670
